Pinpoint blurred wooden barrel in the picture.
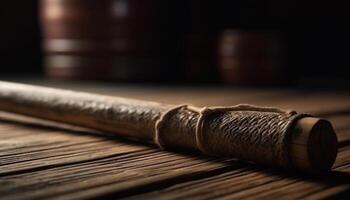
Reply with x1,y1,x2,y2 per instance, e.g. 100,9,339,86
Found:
217,30,288,85
40,0,174,81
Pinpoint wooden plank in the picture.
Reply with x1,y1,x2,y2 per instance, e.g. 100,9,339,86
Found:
0,115,231,199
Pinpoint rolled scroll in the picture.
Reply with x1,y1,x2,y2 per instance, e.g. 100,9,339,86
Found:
0,81,338,173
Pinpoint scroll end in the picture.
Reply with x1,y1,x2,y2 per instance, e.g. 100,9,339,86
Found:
289,117,338,173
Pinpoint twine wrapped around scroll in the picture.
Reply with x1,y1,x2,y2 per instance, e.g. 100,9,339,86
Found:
0,81,338,173
155,104,305,168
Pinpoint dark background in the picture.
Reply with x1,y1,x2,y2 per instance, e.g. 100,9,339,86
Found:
0,1,42,75
0,0,349,85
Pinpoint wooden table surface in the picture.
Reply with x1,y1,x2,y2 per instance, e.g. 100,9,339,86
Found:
1,81,350,199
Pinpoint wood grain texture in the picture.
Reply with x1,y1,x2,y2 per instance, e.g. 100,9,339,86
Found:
1,82,350,199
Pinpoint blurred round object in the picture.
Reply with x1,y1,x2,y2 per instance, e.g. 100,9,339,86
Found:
217,30,287,85
40,0,158,39
44,54,157,80
40,0,175,81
